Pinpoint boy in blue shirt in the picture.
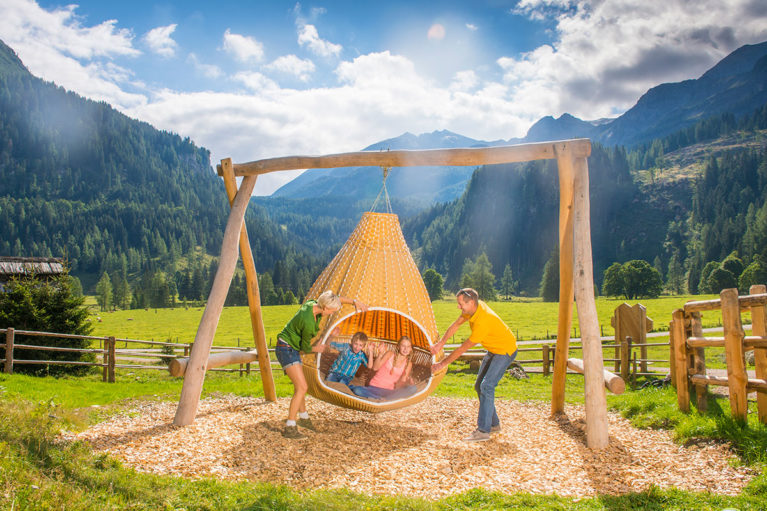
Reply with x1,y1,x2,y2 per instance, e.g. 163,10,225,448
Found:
326,331,371,385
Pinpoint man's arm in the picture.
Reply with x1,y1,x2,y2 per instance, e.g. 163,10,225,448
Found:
431,338,476,373
430,315,467,355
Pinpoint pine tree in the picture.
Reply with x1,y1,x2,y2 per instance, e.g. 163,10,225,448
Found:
95,272,113,311
539,251,559,302
422,268,444,302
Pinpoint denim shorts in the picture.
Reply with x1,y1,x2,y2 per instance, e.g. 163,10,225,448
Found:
275,339,302,370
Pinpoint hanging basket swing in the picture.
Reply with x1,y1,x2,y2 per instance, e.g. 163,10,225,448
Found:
301,209,445,412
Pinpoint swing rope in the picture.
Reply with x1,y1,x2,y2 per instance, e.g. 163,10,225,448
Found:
369,166,393,214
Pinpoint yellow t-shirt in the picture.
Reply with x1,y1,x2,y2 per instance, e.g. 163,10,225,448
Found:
464,300,517,355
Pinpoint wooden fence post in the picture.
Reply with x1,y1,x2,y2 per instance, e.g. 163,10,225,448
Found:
542,344,550,376
4,328,14,374
690,312,708,413
721,288,747,422
102,338,108,382
749,284,767,424
668,319,676,388
620,335,632,382
671,309,690,412
107,336,116,383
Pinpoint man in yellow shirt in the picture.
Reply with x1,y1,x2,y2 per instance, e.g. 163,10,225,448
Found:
431,288,518,442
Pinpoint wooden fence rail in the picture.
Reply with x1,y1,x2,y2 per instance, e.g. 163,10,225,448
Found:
3,325,670,384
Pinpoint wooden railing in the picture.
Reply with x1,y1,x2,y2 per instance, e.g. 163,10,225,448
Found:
670,285,767,424
1,328,261,382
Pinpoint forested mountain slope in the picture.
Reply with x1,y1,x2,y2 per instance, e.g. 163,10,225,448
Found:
0,40,317,299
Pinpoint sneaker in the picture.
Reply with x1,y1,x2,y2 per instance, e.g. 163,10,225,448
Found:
490,424,502,434
282,425,307,439
463,429,491,442
297,418,317,431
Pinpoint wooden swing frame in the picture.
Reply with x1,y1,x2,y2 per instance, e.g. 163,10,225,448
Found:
173,137,611,449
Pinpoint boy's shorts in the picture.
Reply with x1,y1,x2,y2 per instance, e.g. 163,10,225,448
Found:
275,339,302,370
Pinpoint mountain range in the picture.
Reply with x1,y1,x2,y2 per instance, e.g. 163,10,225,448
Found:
273,41,767,204
1,35,766,299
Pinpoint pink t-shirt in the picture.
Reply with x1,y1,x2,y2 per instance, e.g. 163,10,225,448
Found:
369,353,407,389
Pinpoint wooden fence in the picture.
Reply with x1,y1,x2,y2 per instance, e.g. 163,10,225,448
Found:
452,335,667,383
1,328,260,382
3,325,670,385
670,285,767,423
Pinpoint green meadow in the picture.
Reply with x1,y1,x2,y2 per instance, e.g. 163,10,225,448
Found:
90,294,727,347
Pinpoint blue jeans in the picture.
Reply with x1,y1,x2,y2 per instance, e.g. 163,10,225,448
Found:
349,384,417,400
326,372,353,385
475,351,517,433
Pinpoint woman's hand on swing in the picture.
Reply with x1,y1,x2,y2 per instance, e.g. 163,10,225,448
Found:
352,299,368,312
330,326,341,338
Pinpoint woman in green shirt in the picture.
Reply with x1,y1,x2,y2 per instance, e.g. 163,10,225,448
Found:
275,290,368,439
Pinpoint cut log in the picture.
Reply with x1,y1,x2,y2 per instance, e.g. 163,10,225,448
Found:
567,357,625,394
169,350,260,378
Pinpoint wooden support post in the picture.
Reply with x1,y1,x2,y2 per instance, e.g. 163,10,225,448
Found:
721,288,748,422
638,305,648,373
4,327,14,374
612,312,621,373
220,158,277,402
102,338,108,382
668,319,676,388
174,175,257,426
671,309,690,412
572,154,609,449
632,351,638,387
107,336,116,383
542,344,550,376
749,284,767,424
690,312,708,413
620,336,632,382
551,149,576,416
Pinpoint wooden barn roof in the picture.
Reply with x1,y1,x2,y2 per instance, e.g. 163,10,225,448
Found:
0,257,65,276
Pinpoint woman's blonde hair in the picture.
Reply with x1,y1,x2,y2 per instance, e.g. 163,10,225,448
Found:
317,290,342,311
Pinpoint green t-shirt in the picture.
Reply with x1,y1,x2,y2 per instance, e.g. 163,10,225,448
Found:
278,300,321,353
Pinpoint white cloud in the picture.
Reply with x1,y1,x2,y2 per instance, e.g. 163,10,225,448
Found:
232,71,279,91
427,23,446,40
0,0,144,109
187,53,222,79
466,23,478,31
144,24,178,58
222,29,264,63
297,24,342,57
264,55,315,81
504,0,767,119
450,70,479,91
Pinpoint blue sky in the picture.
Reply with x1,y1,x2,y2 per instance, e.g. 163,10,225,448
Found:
1,0,766,194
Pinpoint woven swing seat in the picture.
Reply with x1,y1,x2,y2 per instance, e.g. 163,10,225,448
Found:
302,212,445,412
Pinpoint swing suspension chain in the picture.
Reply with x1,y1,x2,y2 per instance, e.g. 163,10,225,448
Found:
369,165,393,214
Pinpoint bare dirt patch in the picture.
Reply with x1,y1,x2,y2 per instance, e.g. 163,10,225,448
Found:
72,396,754,499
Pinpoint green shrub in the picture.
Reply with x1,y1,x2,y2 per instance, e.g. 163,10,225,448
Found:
0,272,93,375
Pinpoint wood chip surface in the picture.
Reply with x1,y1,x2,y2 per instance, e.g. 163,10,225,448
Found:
72,396,755,499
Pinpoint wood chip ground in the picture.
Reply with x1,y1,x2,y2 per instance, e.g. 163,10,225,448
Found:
72,396,755,499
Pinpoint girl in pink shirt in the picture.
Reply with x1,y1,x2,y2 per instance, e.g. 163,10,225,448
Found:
350,336,417,400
